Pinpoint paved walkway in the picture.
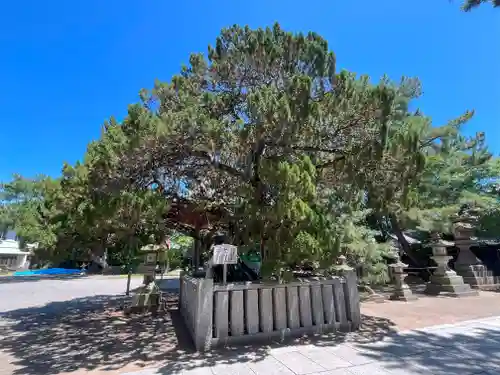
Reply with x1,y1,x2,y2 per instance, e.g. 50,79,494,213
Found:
3,278,500,375
123,316,500,375
361,290,500,331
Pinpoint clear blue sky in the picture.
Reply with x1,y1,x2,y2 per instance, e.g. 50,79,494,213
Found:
0,0,498,182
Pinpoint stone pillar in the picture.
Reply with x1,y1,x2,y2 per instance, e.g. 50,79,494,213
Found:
389,256,417,301
336,255,361,329
425,233,478,297
193,277,214,351
452,208,484,289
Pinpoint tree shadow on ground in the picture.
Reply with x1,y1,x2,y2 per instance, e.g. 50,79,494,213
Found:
347,319,500,374
0,291,191,375
157,313,397,375
0,291,397,375
156,317,500,375
5,287,499,375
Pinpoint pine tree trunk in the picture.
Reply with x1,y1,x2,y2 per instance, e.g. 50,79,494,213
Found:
389,214,431,280
390,215,411,253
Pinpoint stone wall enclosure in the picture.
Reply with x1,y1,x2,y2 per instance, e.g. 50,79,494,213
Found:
179,272,361,351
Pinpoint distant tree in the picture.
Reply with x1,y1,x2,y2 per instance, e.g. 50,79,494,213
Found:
0,174,61,248
462,0,500,11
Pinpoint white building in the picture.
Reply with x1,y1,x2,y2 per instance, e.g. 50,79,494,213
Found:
0,239,31,270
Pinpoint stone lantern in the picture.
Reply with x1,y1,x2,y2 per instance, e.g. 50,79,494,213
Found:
389,255,417,301
452,206,483,288
424,233,478,297
138,244,165,285
124,244,166,315
453,206,480,239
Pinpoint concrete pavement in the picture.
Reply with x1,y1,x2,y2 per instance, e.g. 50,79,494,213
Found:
123,316,500,375
2,276,500,375
0,275,144,312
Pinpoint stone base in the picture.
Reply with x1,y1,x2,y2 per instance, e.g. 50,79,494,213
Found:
124,290,164,315
365,293,387,303
455,264,481,288
462,276,480,288
424,273,479,297
124,304,164,315
390,288,417,302
476,284,500,291
456,264,500,291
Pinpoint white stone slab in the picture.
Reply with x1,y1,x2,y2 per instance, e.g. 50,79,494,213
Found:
272,350,326,374
247,356,295,375
211,362,256,375
299,347,352,370
327,344,375,366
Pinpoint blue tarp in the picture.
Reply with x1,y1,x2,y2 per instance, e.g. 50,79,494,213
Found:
13,268,85,276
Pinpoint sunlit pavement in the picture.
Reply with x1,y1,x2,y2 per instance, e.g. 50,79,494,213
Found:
0,275,143,312
123,316,500,375
1,276,499,375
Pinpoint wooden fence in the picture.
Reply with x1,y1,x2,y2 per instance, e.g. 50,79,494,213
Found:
179,271,361,351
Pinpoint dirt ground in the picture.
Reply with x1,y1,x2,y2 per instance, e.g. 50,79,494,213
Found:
2,277,500,375
361,290,500,331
